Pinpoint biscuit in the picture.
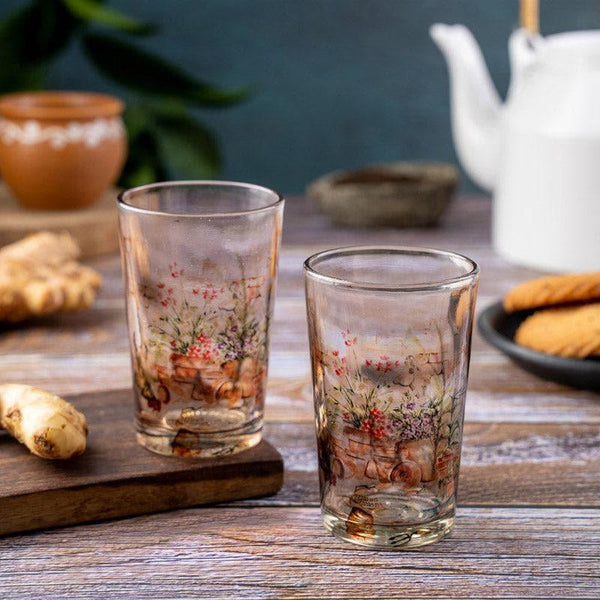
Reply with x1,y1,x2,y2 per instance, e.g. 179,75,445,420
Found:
515,303,600,358
504,272,600,312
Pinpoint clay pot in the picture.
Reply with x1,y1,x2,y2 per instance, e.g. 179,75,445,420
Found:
344,426,372,457
0,91,127,210
389,460,422,488
397,438,435,482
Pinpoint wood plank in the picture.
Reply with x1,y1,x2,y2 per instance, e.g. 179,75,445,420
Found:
3,390,597,531
0,196,589,407
2,390,589,511
1,506,598,599
0,390,283,536
0,195,598,597
0,348,597,425
67,196,538,302
0,297,516,358
258,421,600,508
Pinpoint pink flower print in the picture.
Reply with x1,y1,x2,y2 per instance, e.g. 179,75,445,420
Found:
372,426,386,439
369,408,385,423
201,350,214,361
187,344,201,357
202,283,219,301
168,263,184,278
375,356,394,374
192,289,199,295
341,330,357,346
365,359,372,366
157,283,165,289
167,288,174,295
247,284,261,301
332,350,339,357
161,299,169,307
196,335,214,352
360,419,372,432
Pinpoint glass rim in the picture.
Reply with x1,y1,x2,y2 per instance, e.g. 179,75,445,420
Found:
117,180,284,218
303,245,479,292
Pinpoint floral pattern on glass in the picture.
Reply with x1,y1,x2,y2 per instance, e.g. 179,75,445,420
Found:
316,329,464,532
133,263,269,437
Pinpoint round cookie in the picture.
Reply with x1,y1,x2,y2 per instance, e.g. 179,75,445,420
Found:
515,303,600,358
504,272,600,312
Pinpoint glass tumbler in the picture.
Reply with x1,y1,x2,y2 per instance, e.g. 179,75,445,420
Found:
304,246,479,548
118,181,284,457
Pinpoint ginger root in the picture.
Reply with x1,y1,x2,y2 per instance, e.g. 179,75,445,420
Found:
0,231,101,322
0,384,87,459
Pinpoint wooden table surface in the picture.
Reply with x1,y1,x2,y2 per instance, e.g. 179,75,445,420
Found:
2,196,600,599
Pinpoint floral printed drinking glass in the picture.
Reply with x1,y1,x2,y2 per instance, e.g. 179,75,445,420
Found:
304,246,479,548
118,181,284,457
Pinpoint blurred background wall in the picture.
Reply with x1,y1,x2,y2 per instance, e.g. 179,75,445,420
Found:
2,0,599,194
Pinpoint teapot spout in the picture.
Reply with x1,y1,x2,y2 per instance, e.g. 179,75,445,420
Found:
430,24,502,192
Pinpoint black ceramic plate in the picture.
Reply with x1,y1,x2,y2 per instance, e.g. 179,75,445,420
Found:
477,301,600,391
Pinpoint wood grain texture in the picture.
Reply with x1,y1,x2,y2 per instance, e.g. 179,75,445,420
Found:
1,195,599,598
0,183,120,257
0,390,283,535
1,507,599,599
257,421,600,508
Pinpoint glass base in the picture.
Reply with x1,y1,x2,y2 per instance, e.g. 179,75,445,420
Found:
136,421,262,458
322,507,454,549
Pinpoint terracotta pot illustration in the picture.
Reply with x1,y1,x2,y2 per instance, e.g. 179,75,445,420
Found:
397,438,436,482
333,426,437,486
0,91,127,210
167,354,262,407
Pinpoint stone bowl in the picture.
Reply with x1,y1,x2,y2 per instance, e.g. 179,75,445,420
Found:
306,162,459,227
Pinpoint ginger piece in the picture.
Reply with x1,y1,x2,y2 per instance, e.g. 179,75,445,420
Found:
0,384,87,459
0,232,101,322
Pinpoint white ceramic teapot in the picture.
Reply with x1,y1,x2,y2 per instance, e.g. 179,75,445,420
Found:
431,24,600,271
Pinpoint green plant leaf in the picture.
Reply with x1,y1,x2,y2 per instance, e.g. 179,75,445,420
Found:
61,0,155,34
82,32,250,107
0,0,80,92
154,112,221,179
122,103,153,140
119,129,166,188
123,161,159,188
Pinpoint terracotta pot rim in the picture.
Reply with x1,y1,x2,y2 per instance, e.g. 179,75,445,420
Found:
0,91,124,121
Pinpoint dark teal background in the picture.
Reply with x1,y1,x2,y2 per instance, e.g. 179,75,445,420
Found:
3,0,600,193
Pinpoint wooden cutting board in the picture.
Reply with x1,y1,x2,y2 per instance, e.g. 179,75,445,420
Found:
0,388,284,536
